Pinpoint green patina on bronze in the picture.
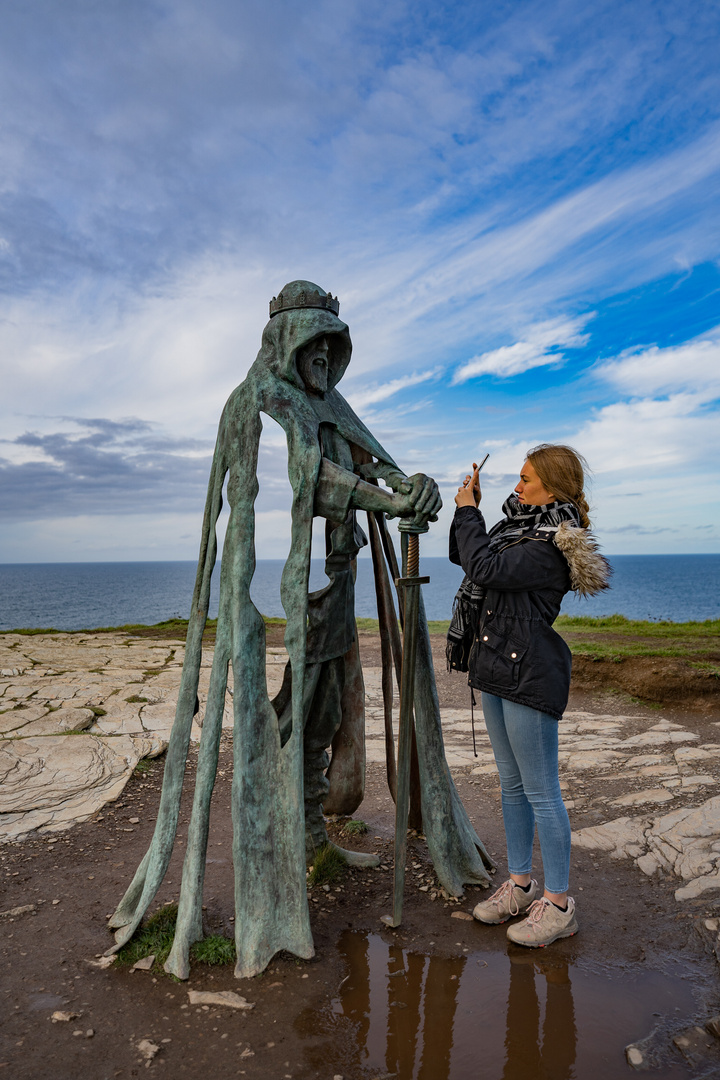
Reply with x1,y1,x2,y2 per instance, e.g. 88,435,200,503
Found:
107,281,494,980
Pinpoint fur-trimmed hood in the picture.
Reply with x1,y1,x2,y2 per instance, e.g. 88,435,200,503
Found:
553,521,612,598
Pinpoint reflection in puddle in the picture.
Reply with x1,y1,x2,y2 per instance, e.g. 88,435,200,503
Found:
323,931,699,1079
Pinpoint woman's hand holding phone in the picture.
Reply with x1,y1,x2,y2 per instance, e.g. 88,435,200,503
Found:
454,456,487,508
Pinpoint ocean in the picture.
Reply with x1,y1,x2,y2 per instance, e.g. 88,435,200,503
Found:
0,555,718,631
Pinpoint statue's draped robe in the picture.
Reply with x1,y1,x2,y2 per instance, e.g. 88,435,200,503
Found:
108,305,493,979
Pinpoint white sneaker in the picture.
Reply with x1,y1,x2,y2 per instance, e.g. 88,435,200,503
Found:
506,896,579,947
472,878,539,925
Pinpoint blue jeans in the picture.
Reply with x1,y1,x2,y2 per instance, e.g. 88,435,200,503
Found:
482,693,571,895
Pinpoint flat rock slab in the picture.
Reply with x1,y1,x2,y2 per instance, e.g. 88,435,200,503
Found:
574,794,720,900
0,732,159,841
612,788,675,807
187,990,254,1010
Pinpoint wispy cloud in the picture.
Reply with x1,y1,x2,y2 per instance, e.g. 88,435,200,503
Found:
344,368,441,409
452,317,589,383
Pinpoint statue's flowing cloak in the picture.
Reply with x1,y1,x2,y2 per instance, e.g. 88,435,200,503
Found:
108,305,493,979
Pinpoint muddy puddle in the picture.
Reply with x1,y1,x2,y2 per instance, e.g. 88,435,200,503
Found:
299,931,710,1078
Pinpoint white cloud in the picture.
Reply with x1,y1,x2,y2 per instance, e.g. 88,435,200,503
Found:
452,316,589,383
595,329,720,401
573,394,719,473
344,368,440,410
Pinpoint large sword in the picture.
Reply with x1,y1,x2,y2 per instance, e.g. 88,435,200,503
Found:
381,521,429,928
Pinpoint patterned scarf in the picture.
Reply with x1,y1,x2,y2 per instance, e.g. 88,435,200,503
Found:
487,492,580,553
446,493,580,672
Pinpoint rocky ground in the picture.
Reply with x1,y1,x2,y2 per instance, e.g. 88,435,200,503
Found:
1,627,720,1077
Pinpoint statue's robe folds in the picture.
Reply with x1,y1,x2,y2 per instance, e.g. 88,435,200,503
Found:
107,304,493,980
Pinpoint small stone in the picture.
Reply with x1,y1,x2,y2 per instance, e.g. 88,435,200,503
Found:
131,955,155,972
73,1030,84,1037
451,911,474,921
129,817,140,824
52,899,60,905
137,1039,160,1061
239,1048,254,1058
626,1046,643,1067
51,1011,79,1023
704,918,719,932
86,1030,94,1038
86,955,116,969
301,973,308,979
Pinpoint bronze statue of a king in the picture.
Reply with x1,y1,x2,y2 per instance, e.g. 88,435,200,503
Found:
107,281,493,979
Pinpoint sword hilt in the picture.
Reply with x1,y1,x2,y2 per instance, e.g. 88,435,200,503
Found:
406,533,419,577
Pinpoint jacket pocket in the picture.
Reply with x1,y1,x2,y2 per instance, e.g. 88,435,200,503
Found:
475,627,528,691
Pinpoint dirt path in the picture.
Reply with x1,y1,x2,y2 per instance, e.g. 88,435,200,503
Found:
2,632,720,1078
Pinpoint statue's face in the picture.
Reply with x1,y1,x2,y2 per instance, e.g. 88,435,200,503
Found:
297,335,330,395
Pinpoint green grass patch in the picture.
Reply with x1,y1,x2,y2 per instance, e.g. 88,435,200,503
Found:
191,935,236,965
555,614,720,638
568,641,711,661
307,843,347,886
125,695,148,703
133,759,153,775
116,904,236,970
116,903,178,968
690,661,720,678
341,819,369,836
555,614,719,662
89,706,107,717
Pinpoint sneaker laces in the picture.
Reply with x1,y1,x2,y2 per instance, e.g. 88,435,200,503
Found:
525,897,552,924
491,879,521,917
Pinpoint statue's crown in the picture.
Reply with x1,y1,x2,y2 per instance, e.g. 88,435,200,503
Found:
269,280,340,318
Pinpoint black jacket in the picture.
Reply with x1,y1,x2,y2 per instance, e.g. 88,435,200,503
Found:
450,504,573,720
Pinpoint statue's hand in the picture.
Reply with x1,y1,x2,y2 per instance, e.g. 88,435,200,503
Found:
382,469,413,495
394,473,442,525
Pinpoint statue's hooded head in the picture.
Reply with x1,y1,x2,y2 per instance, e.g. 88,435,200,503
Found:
259,280,351,395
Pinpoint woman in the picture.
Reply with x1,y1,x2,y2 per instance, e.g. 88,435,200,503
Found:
449,444,610,947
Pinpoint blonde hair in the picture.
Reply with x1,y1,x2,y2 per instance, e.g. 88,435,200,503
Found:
526,443,591,529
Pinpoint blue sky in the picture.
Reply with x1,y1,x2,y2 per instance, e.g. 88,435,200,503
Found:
1,0,719,561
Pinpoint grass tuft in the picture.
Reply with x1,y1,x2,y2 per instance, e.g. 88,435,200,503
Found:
341,819,369,836
133,758,152,775
307,843,347,886
116,903,178,969
690,661,720,678
191,935,235,965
